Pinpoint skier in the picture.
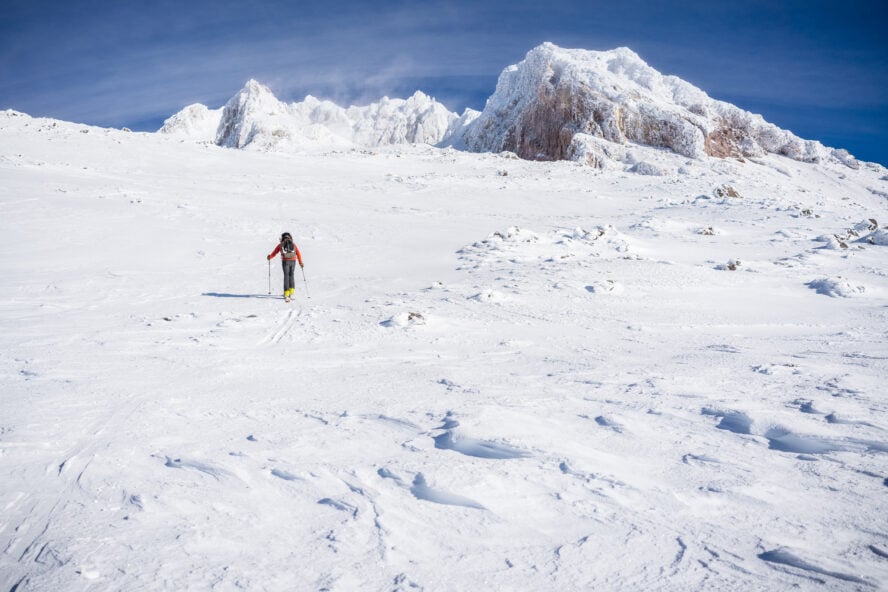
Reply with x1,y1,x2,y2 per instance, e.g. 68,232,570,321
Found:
267,232,304,302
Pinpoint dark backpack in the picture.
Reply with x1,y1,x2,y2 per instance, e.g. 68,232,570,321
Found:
281,234,295,255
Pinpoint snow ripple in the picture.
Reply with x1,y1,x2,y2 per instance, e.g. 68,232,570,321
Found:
409,474,485,510
432,430,529,460
758,548,873,586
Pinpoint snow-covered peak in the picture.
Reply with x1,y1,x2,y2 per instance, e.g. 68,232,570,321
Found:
162,81,470,151
462,43,850,168
234,79,283,108
215,80,290,148
158,104,222,141
157,43,862,168
348,90,460,146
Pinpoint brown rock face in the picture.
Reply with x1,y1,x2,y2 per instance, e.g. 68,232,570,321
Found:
705,125,747,159
462,44,838,167
494,68,707,162
503,84,596,161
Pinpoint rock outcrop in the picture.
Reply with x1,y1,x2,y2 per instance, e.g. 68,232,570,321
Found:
159,44,861,169
461,43,854,168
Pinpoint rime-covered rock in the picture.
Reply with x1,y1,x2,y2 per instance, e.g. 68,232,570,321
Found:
460,43,844,167
215,80,294,149
158,44,863,168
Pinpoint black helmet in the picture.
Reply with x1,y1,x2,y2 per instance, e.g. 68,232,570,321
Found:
281,232,292,240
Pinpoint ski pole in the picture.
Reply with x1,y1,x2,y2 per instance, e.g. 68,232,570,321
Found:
267,259,271,295
301,266,310,299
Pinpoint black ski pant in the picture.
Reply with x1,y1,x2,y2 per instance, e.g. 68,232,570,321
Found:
282,260,296,293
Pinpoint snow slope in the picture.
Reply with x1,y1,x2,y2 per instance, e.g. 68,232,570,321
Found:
1,108,887,591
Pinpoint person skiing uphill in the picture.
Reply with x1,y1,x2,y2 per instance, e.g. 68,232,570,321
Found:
267,232,304,302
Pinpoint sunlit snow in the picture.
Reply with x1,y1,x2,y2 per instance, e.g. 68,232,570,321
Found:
1,48,887,590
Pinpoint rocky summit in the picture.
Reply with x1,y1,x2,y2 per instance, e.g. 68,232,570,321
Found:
159,43,864,172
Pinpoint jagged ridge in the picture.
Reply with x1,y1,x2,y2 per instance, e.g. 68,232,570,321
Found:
161,79,475,150
462,43,858,168
159,44,861,169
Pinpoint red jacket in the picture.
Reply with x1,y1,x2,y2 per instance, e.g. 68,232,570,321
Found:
268,242,303,266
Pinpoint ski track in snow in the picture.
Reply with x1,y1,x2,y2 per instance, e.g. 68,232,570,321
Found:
260,307,302,345
1,112,887,590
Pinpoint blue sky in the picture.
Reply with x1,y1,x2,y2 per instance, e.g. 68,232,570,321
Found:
2,0,886,164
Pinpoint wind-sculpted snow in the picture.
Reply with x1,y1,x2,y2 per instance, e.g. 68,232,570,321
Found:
409,473,486,510
702,408,754,434
377,468,486,510
432,425,530,460
2,108,888,590
702,406,887,457
758,548,874,586
867,229,888,246
457,224,637,271
806,277,867,298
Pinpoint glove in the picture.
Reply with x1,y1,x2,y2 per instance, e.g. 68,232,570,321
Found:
300,263,304,268
266,255,271,260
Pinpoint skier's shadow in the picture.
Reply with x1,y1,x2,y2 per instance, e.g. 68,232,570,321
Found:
203,292,280,299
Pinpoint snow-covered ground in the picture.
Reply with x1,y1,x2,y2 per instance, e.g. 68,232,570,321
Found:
1,110,887,590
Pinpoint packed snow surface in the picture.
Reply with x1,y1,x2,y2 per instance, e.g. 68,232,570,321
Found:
1,109,887,591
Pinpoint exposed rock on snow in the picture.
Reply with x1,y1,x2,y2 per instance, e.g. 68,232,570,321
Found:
866,228,888,246
458,225,636,271
715,259,742,271
815,234,853,250
714,184,742,199
380,311,427,327
816,218,883,249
